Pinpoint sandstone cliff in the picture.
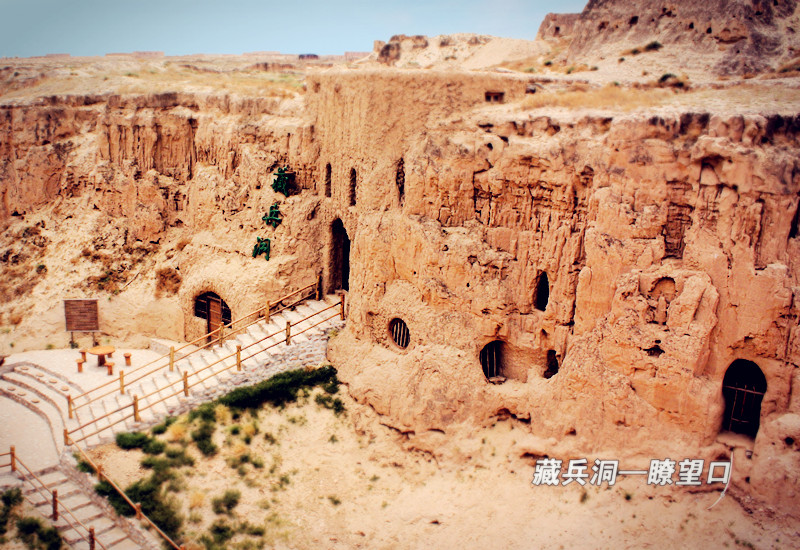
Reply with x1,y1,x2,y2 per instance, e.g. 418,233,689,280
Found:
0,59,798,519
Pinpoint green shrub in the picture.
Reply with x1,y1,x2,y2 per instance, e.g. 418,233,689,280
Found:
15,516,62,550
188,402,216,423
95,475,183,540
210,519,234,544
192,422,218,456
142,438,166,455
315,394,345,416
115,431,150,450
211,490,241,515
151,416,177,435
216,366,339,410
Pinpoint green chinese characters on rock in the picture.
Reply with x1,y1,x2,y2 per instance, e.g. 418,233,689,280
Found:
252,237,271,261
262,203,283,229
272,167,293,196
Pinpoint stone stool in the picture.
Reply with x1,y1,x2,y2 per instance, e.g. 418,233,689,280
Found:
106,362,115,376
79,349,87,362
124,353,132,367
76,358,84,373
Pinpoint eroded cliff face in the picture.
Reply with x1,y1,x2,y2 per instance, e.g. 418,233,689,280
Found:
0,68,798,516
310,72,800,516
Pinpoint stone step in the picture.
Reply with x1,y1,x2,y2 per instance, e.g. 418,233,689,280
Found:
0,386,65,453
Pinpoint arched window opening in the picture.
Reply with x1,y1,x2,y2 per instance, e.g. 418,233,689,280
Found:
722,359,767,439
194,292,232,339
396,158,405,206
349,168,357,206
544,350,559,379
389,318,410,349
324,163,332,198
480,340,504,380
331,219,351,292
534,272,550,312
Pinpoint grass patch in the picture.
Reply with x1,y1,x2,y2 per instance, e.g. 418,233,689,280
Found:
211,490,241,515
521,83,674,111
115,431,151,450
217,366,340,409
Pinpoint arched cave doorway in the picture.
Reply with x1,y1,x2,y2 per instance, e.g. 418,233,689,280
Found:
331,219,351,292
480,340,505,380
194,292,232,340
722,359,767,439
535,272,550,312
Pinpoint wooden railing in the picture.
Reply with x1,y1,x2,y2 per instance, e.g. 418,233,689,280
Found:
65,294,344,446
70,281,321,416
0,447,108,550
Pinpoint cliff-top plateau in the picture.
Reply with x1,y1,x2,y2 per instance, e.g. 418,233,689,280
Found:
1,0,800,548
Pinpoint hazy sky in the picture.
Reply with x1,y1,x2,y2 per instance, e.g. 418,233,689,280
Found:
1,0,588,57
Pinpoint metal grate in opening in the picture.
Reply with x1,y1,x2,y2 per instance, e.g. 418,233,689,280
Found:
389,318,410,349
722,359,767,439
480,340,503,379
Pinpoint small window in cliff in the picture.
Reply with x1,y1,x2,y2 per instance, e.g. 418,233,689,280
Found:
194,292,232,339
485,91,505,103
722,359,767,439
480,340,504,380
629,16,639,25
396,158,405,206
389,318,410,349
534,272,550,312
349,168,357,206
324,163,332,198
543,350,559,379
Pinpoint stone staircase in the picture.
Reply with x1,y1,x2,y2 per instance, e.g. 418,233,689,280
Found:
64,294,342,446
0,466,147,549
0,292,343,549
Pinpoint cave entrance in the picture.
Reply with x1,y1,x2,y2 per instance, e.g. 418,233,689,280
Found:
331,219,351,292
480,340,504,380
194,292,232,342
722,359,767,439
535,272,550,312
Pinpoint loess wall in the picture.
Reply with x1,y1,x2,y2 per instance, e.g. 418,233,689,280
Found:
1,69,798,516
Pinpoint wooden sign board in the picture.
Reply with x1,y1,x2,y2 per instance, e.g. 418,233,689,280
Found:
64,299,99,332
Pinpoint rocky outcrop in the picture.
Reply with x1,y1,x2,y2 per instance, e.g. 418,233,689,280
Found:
544,0,800,75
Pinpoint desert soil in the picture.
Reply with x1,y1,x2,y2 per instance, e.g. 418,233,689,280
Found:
87,382,797,550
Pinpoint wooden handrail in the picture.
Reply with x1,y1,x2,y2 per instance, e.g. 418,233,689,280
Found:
5,449,109,550
72,282,319,407
70,443,181,550
70,295,341,444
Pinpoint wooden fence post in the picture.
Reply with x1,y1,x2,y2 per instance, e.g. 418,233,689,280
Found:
134,503,142,520
119,371,125,395
63,429,69,447
67,395,73,420
169,347,175,372
52,489,58,521
10,446,15,473
286,321,291,345
316,275,322,300
89,527,95,550
236,345,242,371
340,294,346,320
133,395,141,422
265,301,270,323
96,464,103,482
183,371,189,397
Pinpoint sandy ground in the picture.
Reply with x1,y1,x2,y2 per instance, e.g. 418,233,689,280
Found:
87,383,799,550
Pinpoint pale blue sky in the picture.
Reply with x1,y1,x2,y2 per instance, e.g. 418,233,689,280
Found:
1,0,588,57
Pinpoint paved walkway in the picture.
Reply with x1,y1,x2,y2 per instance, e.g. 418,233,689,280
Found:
0,295,344,549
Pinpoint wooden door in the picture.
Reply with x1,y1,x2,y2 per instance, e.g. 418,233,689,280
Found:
208,296,223,341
